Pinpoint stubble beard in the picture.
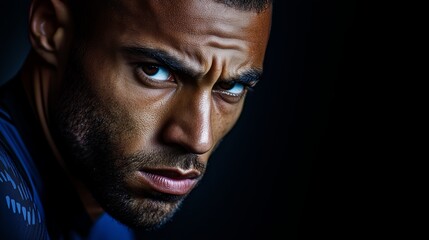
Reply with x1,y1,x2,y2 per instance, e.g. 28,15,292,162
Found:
50,47,205,230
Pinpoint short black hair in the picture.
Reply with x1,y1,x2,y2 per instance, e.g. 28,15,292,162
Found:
70,0,273,14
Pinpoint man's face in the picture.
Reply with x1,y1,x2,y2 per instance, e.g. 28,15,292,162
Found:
51,0,271,229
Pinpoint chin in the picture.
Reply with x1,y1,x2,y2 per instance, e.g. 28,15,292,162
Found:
130,197,184,230
94,186,186,230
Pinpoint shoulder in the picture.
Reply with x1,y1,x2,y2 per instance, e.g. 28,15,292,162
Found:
0,107,50,239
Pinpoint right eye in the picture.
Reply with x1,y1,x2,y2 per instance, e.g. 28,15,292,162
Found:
138,64,172,82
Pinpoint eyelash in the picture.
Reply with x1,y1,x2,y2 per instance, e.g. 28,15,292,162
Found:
215,81,254,95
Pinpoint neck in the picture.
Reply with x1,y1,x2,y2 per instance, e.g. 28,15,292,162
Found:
19,51,104,221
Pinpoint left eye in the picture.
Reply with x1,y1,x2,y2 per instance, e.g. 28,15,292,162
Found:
217,81,245,95
140,64,171,81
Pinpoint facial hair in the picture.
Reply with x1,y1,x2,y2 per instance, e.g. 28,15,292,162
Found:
50,44,206,230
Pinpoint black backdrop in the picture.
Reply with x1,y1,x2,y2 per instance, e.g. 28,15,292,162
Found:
1,0,407,239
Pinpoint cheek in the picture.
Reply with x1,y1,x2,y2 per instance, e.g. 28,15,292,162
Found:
101,86,174,156
101,98,161,156
213,101,244,140
198,105,243,162
80,51,165,155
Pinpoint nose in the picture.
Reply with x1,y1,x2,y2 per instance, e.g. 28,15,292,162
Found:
161,89,214,155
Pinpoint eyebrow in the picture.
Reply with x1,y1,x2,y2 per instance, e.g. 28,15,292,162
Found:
121,46,263,85
121,46,200,78
229,68,263,87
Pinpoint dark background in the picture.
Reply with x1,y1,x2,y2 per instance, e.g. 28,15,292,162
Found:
1,0,411,239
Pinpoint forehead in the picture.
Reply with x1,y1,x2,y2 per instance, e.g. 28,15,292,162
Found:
86,0,272,75
121,0,265,34
106,0,271,25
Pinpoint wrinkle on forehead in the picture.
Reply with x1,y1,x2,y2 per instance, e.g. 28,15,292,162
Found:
103,0,271,79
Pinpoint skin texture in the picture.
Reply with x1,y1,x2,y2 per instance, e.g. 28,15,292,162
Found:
24,0,272,230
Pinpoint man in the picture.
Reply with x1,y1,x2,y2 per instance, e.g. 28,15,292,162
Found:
0,0,272,239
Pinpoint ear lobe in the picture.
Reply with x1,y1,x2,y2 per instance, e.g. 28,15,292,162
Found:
29,0,71,66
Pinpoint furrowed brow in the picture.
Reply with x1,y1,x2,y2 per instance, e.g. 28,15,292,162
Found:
121,46,200,78
122,46,262,85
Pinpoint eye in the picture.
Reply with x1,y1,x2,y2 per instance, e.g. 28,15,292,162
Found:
140,64,171,81
217,81,246,95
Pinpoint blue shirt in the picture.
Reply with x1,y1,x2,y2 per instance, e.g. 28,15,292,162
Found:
0,78,135,239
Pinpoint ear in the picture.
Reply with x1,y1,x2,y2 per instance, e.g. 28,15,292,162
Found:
29,0,71,66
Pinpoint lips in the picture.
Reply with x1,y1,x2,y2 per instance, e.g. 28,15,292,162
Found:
136,168,200,195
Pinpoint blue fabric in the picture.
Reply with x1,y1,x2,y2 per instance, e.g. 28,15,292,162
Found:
67,213,134,240
0,89,135,239
87,213,134,240
0,108,50,239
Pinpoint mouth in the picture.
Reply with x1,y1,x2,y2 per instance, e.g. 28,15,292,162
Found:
136,167,201,195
